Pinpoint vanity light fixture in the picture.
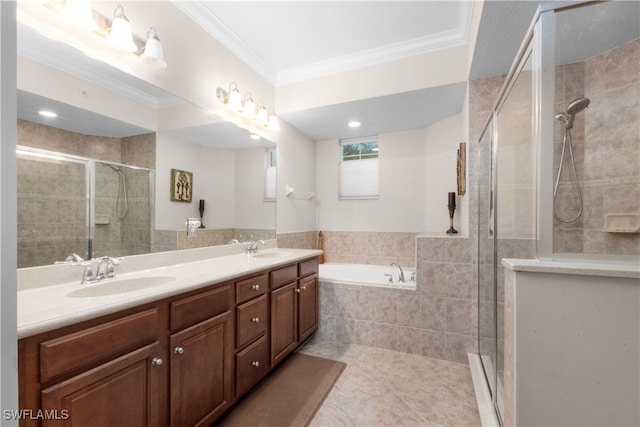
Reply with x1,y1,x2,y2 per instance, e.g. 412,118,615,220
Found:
242,93,256,119
59,0,97,31
106,5,137,53
141,27,167,68
255,102,269,126
216,83,280,131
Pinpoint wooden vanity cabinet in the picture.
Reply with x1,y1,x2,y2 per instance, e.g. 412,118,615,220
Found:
169,284,233,427
19,256,320,427
233,273,270,398
19,306,166,427
270,258,319,367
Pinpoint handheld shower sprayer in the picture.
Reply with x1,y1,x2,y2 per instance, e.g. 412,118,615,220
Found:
553,97,590,223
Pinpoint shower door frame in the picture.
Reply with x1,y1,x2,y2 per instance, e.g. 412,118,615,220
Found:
16,145,153,263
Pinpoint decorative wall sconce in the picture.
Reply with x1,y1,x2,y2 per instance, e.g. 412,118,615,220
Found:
217,82,280,131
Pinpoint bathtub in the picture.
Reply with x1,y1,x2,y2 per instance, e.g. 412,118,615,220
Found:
318,262,416,290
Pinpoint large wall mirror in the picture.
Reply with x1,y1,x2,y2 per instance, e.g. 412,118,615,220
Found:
16,20,277,268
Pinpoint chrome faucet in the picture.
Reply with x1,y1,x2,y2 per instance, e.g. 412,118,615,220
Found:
72,256,121,284
391,263,405,283
245,240,265,254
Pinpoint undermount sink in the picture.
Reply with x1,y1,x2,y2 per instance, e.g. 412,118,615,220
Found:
251,251,293,259
67,276,177,298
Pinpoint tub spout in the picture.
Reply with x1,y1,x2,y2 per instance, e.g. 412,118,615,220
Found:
391,263,405,282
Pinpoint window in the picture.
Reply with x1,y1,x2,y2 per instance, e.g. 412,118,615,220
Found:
265,148,276,201
339,137,379,199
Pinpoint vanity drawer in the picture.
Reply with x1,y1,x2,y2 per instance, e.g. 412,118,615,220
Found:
40,308,158,383
270,264,297,290
299,258,318,277
236,294,268,349
170,284,231,331
236,273,268,305
235,335,269,397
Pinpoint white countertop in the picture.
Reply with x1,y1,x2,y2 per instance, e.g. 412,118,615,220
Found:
18,248,322,339
502,258,640,279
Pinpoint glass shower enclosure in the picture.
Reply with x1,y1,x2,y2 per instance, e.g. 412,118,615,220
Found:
475,1,639,424
17,146,154,268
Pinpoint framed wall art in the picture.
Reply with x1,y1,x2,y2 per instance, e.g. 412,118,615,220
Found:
457,142,466,196
170,168,193,202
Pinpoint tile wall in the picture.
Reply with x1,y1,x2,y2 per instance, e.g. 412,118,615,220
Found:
17,119,154,267
555,39,640,255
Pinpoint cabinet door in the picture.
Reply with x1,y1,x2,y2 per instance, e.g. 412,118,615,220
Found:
270,281,298,366
41,342,163,427
170,311,233,427
298,274,318,342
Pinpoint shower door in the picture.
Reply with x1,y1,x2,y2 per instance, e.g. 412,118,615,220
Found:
17,150,89,268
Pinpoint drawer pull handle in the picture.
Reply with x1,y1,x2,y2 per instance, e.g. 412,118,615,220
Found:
152,357,163,366
252,317,260,323
174,347,184,355
252,361,260,367
252,284,260,290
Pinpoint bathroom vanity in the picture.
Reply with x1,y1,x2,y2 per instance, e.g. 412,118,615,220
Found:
17,248,320,427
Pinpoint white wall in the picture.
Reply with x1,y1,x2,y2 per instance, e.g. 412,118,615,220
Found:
155,134,236,230
235,147,276,229
423,113,467,234
316,114,466,234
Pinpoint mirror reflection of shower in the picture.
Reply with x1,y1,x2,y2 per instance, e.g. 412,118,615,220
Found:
554,96,590,223
107,163,128,220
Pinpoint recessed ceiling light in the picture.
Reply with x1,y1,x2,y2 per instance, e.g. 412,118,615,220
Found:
38,110,57,118
348,120,361,128
250,134,261,140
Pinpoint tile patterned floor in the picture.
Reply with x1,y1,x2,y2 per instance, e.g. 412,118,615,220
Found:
299,342,481,427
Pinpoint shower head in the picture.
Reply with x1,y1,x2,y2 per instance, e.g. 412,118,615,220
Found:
565,97,590,129
566,97,590,115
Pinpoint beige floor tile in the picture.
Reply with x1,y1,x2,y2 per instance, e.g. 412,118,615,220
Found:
301,342,482,427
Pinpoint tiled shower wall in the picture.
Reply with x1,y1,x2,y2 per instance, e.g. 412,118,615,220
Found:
555,39,640,255
17,119,154,267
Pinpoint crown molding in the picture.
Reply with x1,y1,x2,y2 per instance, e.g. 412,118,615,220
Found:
173,1,473,87
171,0,278,85
18,27,182,109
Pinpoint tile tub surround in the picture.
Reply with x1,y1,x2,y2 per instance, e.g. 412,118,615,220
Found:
311,235,477,365
301,342,481,426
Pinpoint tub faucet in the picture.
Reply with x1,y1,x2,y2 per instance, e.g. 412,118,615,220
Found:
391,263,405,282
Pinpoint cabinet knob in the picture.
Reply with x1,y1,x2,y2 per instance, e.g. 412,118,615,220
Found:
296,288,301,293
252,317,260,323
252,361,260,367
252,284,260,291
151,357,163,366
174,346,184,355
301,285,307,291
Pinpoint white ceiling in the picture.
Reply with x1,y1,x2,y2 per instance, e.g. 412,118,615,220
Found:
173,1,474,140
18,1,638,145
